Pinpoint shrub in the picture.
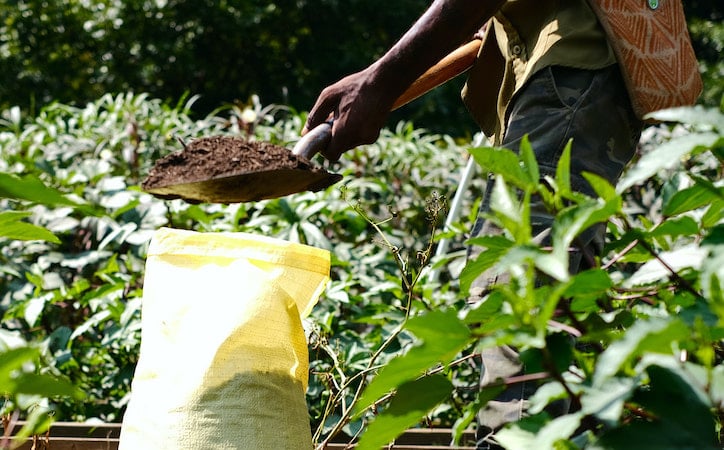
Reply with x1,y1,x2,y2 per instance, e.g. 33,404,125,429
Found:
1,93,722,449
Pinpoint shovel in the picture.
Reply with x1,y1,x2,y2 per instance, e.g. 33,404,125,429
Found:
142,39,482,204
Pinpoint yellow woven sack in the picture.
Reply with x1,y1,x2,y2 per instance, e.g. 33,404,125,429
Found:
119,227,330,450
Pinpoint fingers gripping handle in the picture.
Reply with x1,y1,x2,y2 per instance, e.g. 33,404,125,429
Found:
292,122,332,160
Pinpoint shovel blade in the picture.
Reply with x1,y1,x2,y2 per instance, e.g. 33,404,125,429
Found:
144,169,342,204
141,135,342,204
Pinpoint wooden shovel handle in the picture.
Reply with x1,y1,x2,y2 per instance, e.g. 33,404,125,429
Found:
391,38,482,111
294,39,482,159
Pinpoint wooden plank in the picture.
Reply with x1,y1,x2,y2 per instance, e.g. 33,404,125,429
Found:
324,446,474,450
13,437,119,450
3,422,477,449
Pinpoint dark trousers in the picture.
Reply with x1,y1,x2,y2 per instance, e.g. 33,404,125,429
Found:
469,64,643,449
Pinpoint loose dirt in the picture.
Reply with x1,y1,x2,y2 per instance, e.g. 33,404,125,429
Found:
141,136,341,203
142,136,325,188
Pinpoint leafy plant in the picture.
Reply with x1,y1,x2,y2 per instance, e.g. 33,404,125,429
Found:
0,176,86,447
1,92,722,450
340,105,723,449
0,93,478,433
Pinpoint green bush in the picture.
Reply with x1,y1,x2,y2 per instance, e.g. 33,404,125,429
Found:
0,93,477,428
346,106,724,449
1,93,722,449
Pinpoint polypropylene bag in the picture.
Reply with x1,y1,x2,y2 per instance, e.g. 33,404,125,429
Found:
119,227,330,449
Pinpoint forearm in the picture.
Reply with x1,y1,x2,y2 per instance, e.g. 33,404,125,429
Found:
369,0,504,101
304,0,504,159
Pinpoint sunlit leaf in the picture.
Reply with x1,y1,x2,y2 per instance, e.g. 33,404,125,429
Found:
496,412,583,450
555,199,621,249
593,319,689,385
469,146,535,190
356,375,452,450
555,140,572,197
617,132,719,192
0,347,39,387
0,173,79,206
582,172,618,202
490,175,521,226
354,309,470,416
519,135,540,184
645,105,724,131
625,244,707,287
650,216,699,239
663,177,724,216
0,211,60,243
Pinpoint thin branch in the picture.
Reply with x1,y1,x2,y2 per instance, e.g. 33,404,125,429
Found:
601,238,639,270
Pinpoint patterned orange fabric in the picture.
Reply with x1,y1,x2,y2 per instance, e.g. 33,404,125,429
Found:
587,0,702,120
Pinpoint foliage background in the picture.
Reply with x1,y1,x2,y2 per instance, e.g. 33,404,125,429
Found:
1,1,721,135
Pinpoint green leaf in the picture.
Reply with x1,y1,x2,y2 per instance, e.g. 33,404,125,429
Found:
354,309,470,416
662,178,724,216
469,146,535,190
703,224,724,246
460,236,513,295
532,283,572,336
564,269,612,297
565,269,613,312
497,245,548,278
702,199,724,228
356,375,453,450
519,135,540,184
475,311,518,335
617,131,719,192
10,372,85,400
625,244,707,287
650,216,699,239
555,140,572,197
0,347,39,387
580,376,638,424
546,332,574,374
534,252,570,282
700,236,724,306
496,412,583,450
552,199,620,252
464,291,505,324
582,172,618,202
593,318,689,385
452,384,505,445
489,176,522,228
593,365,718,450
0,211,60,243
0,173,79,206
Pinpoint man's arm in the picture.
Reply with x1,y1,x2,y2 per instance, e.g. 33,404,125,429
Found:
304,0,504,161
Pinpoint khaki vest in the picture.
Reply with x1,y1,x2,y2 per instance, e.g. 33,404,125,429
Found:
462,0,702,137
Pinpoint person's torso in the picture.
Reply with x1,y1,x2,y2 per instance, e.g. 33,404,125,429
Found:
493,0,615,92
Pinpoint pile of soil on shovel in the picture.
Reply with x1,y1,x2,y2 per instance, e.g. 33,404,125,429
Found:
141,135,341,203
142,135,324,189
